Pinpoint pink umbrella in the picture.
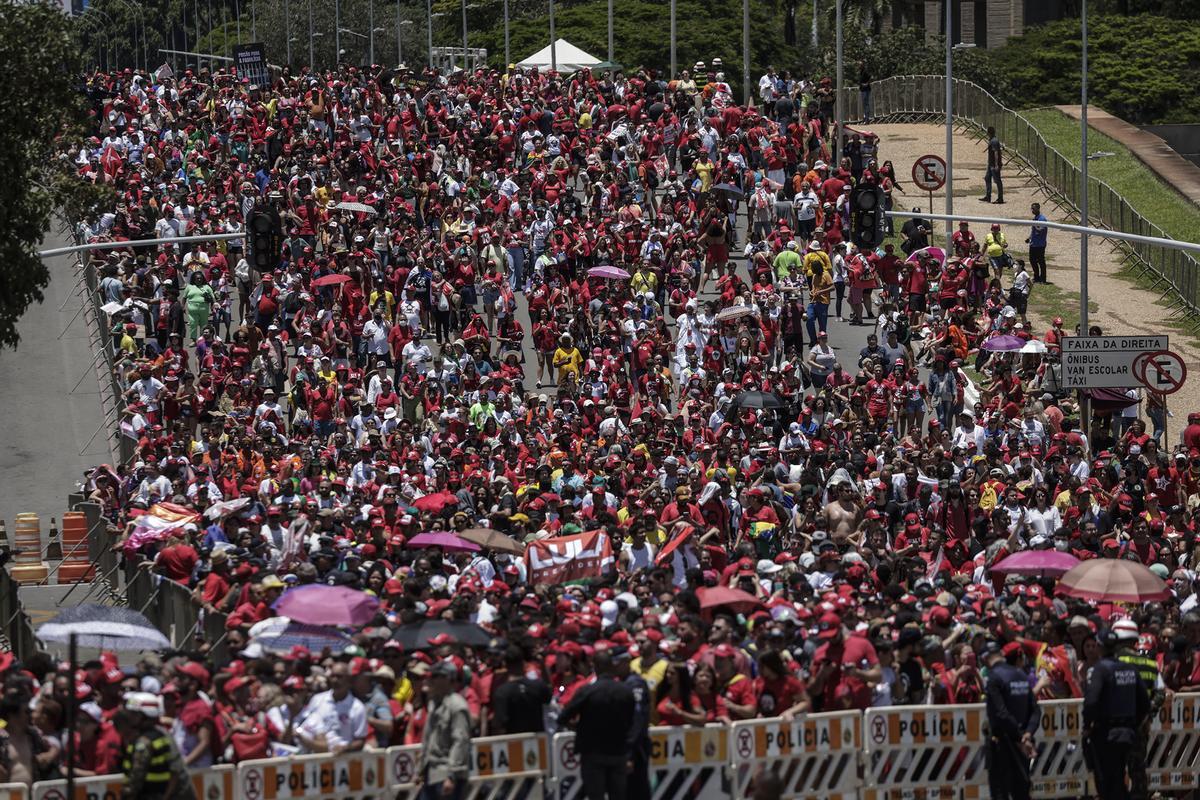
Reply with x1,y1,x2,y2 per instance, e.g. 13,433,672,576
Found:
981,334,1025,352
272,584,381,627
412,490,458,513
408,531,481,553
588,265,631,280
1057,558,1171,603
906,246,946,266
312,273,352,287
990,550,1079,580
696,586,763,615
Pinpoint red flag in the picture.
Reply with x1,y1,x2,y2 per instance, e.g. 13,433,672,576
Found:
100,146,123,178
655,525,695,565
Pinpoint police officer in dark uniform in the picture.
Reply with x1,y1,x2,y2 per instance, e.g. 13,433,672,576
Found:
613,646,651,800
1113,620,1162,800
1084,630,1151,800
984,641,1040,800
561,649,638,800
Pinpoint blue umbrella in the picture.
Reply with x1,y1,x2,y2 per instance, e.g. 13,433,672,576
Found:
37,603,170,651
249,617,354,654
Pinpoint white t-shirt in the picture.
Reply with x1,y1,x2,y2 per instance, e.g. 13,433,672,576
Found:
297,690,368,751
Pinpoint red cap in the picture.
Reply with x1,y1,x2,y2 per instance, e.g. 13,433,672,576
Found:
1002,642,1023,658
817,612,842,640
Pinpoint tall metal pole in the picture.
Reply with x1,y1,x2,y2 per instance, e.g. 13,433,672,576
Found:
194,0,200,68
426,0,433,68
251,0,256,40
1080,0,1089,335
834,0,843,159
549,0,556,72
285,0,292,66
742,0,750,105
945,0,954,250
504,0,510,65
397,0,402,64
369,0,375,64
308,0,314,68
235,0,241,45
461,0,468,69
670,0,676,78
607,0,613,64
811,0,817,48
222,3,229,56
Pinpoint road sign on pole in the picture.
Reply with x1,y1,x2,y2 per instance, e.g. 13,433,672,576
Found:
1133,350,1186,395
1062,335,1170,389
912,154,947,192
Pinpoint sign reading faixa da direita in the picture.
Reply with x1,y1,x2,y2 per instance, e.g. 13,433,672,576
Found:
1062,335,1169,389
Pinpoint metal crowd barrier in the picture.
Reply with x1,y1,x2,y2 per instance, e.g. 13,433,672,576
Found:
20,697,1200,800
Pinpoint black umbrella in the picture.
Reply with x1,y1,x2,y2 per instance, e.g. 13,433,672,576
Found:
391,619,492,649
730,390,785,410
713,182,744,198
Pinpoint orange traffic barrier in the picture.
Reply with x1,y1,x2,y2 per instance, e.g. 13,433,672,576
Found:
10,513,49,585
58,511,95,583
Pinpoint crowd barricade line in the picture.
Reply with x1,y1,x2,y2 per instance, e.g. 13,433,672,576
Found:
553,726,728,800
729,711,860,800
1147,692,1200,792
861,704,988,800
31,765,233,800
19,695,1200,800
236,750,390,800
1029,699,1086,800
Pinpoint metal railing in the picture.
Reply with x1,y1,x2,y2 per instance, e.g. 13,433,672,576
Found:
844,75,1200,322
0,569,39,661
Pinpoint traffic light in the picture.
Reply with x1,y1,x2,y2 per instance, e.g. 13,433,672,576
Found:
850,184,887,250
249,207,282,271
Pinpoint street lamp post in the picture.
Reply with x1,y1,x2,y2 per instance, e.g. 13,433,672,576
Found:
336,0,341,64
549,0,556,73
504,0,510,66
945,0,953,249
670,0,676,78
461,0,468,70
369,0,375,64
308,0,315,67
1081,0,1089,335
285,0,292,66
607,0,613,64
742,0,750,105
835,0,843,160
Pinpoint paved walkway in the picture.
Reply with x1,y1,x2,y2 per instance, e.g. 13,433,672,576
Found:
1056,105,1200,208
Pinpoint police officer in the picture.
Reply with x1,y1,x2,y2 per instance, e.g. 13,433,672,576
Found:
560,649,637,800
984,641,1040,800
113,692,197,800
613,646,651,800
1112,620,1163,800
1084,630,1151,800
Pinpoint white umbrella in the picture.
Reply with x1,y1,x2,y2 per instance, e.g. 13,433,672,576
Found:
335,201,378,215
1019,339,1048,354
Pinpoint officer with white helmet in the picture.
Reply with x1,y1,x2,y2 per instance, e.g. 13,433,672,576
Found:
114,693,196,800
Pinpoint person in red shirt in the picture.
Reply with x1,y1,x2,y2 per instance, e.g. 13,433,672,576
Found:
200,549,233,614
656,661,708,726
72,702,124,776
753,650,810,720
154,529,199,582
809,613,881,711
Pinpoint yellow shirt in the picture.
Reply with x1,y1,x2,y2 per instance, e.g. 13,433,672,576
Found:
369,290,396,318
631,270,658,296
695,160,714,193
553,346,583,385
803,250,831,280
632,656,669,692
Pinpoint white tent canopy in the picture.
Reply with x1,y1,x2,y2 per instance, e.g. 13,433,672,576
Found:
518,38,602,73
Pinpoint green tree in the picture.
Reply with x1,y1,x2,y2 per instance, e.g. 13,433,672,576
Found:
0,0,111,349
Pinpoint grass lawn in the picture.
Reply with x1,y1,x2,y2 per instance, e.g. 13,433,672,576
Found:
1020,109,1200,242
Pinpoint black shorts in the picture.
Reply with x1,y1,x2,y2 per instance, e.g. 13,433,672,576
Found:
908,292,927,312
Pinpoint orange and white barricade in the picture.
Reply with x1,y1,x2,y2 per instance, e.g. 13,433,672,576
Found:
1147,692,1200,792
236,750,389,800
32,765,231,800
729,712,860,800
862,704,988,800
1029,699,1086,799
553,726,727,800
0,785,26,800
390,734,548,800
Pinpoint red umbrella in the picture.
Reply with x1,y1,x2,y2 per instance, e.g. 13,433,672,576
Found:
412,491,458,513
990,550,1079,580
696,586,763,615
1056,558,1170,603
312,273,352,287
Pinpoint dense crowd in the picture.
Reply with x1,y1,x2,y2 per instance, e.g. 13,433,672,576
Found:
3,53,1199,795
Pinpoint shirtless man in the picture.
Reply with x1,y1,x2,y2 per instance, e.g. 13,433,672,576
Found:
823,481,863,545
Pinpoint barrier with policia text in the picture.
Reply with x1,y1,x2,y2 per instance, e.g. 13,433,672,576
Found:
552,725,728,800
0,786,26,800
390,732,549,800
1147,692,1200,791
1028,699,1086,800
30,764,233,800
237,751,389,800
862,704,989,800
728,711,860,800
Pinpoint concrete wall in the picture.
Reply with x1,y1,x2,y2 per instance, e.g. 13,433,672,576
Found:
1142,125,1200,169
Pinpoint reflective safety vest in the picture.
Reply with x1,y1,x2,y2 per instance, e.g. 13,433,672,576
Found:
1118,650,1159,687
122,733,175,790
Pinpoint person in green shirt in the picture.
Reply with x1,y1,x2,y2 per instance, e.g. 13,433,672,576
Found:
181,272,216,342
773,240,803,281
